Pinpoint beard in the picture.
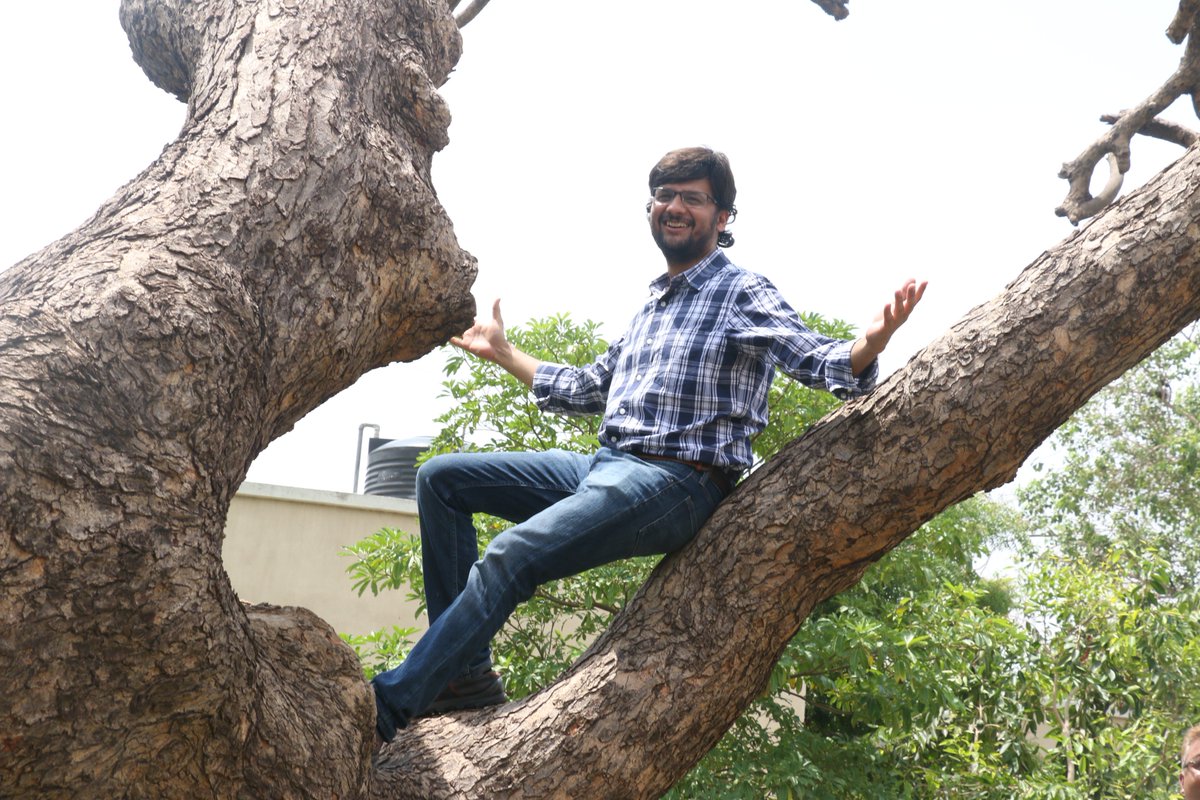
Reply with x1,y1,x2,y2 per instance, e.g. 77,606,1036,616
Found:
651,214,718,266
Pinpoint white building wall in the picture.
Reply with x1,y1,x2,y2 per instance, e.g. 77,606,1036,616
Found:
222,482,426,638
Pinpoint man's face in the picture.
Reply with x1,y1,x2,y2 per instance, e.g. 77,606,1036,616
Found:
1182,737,1200,799
648,177,729,270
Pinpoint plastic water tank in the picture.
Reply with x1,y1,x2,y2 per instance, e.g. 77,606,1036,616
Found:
363,436,433,499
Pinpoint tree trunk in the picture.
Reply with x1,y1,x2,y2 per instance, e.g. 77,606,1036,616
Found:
1,0,472,797
2,0,1199,799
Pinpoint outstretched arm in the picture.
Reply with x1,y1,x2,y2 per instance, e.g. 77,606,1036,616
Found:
450,298,543,388
850,279,928,377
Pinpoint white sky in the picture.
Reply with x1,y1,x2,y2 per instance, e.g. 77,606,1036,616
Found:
0,0,1191,493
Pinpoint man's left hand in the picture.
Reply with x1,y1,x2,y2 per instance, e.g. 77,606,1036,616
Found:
852,279,928,375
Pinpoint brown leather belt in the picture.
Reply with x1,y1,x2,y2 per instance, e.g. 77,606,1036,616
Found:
635,453,741,496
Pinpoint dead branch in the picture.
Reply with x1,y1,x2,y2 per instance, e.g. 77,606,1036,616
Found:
808,0,849,20
1101,112,1200,148
455,0,491,28
1057,7,1200,224
1169,0,1200,44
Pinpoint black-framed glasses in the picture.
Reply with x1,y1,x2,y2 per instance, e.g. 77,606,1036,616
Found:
651,186,719,209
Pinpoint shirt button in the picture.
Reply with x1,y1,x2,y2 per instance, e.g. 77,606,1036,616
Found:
619,407,627,414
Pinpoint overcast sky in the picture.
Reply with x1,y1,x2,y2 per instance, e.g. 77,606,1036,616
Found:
0,0,1191,492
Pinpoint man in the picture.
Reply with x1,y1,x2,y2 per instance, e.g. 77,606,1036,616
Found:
1182,724,1200,799
371,146,927,743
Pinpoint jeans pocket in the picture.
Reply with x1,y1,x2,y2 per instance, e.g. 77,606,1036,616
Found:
631,494,698,557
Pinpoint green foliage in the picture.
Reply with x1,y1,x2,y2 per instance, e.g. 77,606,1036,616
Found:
1014,548,1200,799
343,525,426,604
1008,325,1200,797
667,497,1032,800
340,525,425,679
340,623,419,681
1019,328,1200,584
426,313,605,459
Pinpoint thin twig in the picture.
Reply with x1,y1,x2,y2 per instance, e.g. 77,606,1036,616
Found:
532,588,621,616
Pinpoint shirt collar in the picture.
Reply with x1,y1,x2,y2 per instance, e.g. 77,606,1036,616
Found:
648,248,729,295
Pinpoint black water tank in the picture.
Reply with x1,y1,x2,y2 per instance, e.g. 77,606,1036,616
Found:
363,436,432,499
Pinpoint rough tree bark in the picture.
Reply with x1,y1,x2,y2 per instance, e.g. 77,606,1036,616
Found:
2,1,1199,799
1,0,472,797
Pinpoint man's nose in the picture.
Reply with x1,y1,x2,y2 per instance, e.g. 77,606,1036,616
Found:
665,194,689,212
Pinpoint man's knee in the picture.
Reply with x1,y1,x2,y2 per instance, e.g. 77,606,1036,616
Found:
415,452,466,500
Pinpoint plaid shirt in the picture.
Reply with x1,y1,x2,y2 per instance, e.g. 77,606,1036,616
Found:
533,249,877,470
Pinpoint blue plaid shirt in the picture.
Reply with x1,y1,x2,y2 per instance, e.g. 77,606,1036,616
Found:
532,249,877,470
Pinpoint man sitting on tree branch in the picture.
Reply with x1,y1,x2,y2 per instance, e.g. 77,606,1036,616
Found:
371,146,926,743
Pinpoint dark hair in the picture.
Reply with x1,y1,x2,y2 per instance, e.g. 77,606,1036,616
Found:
1184,724,1200,767
648,147,738,247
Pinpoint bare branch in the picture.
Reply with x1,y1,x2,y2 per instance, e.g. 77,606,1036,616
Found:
1060,152,1125,223
455,0,491,28
1056,17,1200,224
1169,0,1200,44
1100,112,1200,149
808,0,849,20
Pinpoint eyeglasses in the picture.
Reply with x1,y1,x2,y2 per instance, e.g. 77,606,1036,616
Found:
1186,759,1200,773
651,186,719,209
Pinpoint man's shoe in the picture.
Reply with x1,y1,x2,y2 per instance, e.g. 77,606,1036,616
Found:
421,670,508,716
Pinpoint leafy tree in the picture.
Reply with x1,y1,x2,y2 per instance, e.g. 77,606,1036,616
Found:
1019,326,1200,585
1006,326,1200,797
668,495,1033,800
1013,548,1200,799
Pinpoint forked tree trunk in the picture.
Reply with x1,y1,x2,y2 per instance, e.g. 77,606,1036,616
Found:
1,0,472,797
2,0,1199,798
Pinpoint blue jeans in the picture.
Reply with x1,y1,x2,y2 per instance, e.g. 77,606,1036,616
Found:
371,446,727,740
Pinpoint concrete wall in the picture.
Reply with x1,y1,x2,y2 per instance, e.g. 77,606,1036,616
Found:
222,482,426,638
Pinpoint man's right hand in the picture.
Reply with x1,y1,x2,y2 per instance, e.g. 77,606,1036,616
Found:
450,299,541,388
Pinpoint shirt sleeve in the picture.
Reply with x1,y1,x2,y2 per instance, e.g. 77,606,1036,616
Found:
731,274,877,400
532,338,623,415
